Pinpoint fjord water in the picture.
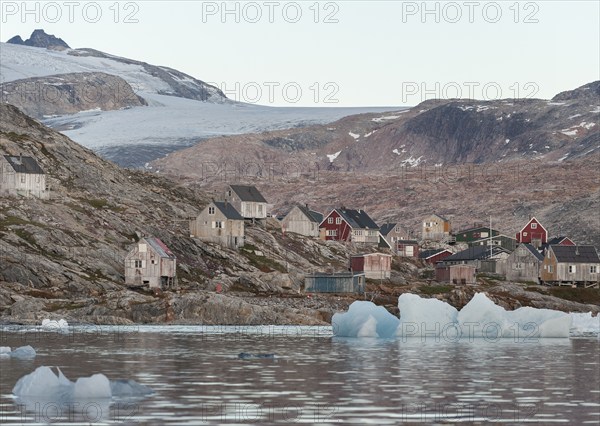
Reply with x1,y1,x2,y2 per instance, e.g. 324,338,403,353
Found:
1,326,598,425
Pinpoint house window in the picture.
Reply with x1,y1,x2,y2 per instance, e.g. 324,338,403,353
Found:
568,265,576,273
354,230,363,236
227,190,232,197
327,230,337,236
328,217,333,224
208,207,215,215
522,232,528,237
134,260,142,268
395,226,401,233
481,232,488,238
531,223,537,229
547,265,553,273
212,221,223,229
21,176,26,183
591,266,598,274
335,217,342,224
258,205,263,214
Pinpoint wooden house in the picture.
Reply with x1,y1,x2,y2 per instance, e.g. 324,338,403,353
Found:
190,201,245,249
441,245,510,274
0,154,49,199
540,245,600,287
304,272,365,293
350,253,392,279
505,243,544,283
541,236,575,252
516,217,547,248
435,264,476,284
454,226,500,243
396,240,420,258
281,204,323,238
422,214,452,242
125,237,177,289
469,234,517,252
419,249,453,264
379,223,410,245
319,208,379,244
225,185,268,220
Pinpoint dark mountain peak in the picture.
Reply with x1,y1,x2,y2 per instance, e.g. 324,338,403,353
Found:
552,81,600,102
6,35,24,45
7,29,70,50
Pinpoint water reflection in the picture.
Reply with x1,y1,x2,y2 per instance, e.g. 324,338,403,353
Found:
0,327,598,425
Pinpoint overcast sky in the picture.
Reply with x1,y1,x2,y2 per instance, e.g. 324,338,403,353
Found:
1,1,599,107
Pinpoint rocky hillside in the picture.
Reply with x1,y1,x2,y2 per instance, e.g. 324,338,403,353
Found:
152,81,600,174
0,72,147,118
7,29,69,50
1,104,598,325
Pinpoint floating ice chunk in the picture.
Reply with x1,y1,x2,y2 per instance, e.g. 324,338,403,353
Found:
41,318,69,329
9,345,37,359
13,366,153,400
457,293,571,338
570,312,600,336
397,293,458,337
0,346,11,354
332,301,399,338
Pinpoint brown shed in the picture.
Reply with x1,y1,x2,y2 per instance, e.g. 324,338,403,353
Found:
350,253,392,279
435,264,476,284
125,237,177,289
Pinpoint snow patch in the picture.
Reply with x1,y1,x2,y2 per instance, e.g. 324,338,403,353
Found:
372,112,405,122
327,150,342,162
348,132,360,140
400,156,423,167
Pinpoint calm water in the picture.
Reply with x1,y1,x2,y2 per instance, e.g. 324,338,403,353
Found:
0,326,598,425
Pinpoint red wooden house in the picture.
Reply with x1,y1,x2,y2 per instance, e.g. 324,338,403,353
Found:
419,249,453,264
319,208,379,244
516,217,548,248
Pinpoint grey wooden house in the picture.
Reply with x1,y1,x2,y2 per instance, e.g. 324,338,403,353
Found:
125,237,177,289
422,214,452,242
281,204,323,237
0,154,49,199
190,201,245,249
505,243,544,283
540,245,600,287
225,185,268,220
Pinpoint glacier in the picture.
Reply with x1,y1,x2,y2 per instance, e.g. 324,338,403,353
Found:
332,293,595,339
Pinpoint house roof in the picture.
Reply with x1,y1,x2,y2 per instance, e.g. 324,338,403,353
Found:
379,223,397,236
550,245,599,263
213,201,244,220
419,249,452,259
521,243,544,261
425,213,449,222
397,239,419,245
296,205,323,223
455,226,499,235
470,234,516,244
229,185,267,203
546,236,573,246
351,253,393,258
144,237,176,259
3,155,44,174
444,245,509,261
336,208,379,229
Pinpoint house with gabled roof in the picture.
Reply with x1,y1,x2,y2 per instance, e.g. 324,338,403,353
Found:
0,154,49,199
125,237,177,289
469,234,517,253
422,214,452,242
541,236,575,252
225,184,268,220
540,245,600,287
319,208,379,244
419,249,453,264
516,217,547,248
441,245,510,274
454,226,500,243
506,243,544,283
379,223,413,251
281,204,323,238
190,201,245,249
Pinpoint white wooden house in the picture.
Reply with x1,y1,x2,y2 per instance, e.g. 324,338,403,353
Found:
190,201,245,249
125,237,177,289
225,185,268,220
0,155,49,199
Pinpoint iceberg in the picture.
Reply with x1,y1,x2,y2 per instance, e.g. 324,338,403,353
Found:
570,312,600,337
332,301,400,338
0,345,37,359
13,366,153,399
332,292,576,339
41,318,69,329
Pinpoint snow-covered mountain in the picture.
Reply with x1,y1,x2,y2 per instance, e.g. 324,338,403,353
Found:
0,32,396,167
